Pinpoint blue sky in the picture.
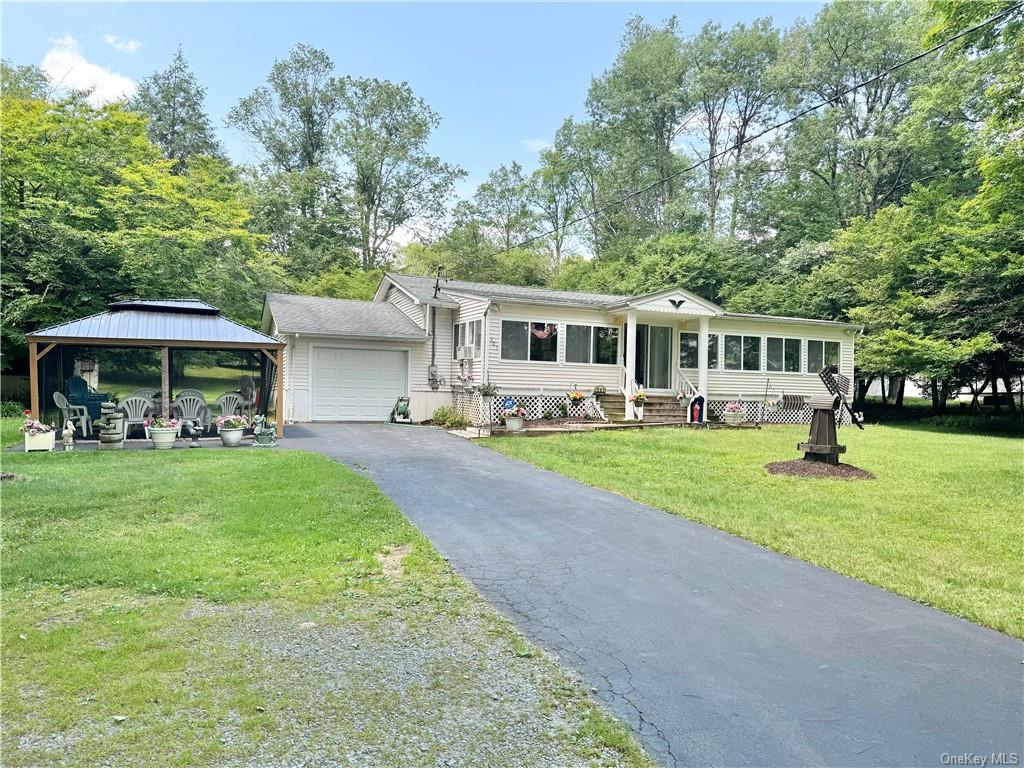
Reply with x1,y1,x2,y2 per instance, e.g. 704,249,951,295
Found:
3,2,822,197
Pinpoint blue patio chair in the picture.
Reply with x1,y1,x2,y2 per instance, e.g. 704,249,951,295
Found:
65,375,111,420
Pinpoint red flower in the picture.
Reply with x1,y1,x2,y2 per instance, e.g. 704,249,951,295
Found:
23,409,31,415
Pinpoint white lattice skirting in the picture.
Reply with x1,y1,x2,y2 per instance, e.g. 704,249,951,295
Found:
451,391,606,426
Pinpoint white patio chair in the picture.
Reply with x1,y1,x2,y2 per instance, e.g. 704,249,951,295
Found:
53,391,91,436
172,393,210,436
120,395,154,439
212,392,244,433
175,388,206,401
128,388,159,401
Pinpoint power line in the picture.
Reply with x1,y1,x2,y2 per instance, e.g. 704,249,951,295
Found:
499,1,1023,255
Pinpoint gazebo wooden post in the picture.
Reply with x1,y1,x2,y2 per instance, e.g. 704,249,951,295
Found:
276,348,285,438
160,346,171,417
28,341,39,418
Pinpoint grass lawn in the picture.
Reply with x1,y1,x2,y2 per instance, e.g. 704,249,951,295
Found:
1,426,652,768
482,424,1022,639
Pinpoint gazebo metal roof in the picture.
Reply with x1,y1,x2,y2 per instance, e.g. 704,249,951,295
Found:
27,299,283,349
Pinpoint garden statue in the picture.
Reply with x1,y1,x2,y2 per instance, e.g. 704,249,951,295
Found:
251,415,277,447
97,401,124,451
62,420,75,451
184,420,202,448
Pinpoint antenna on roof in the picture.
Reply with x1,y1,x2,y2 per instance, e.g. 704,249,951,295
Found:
433,265,447,299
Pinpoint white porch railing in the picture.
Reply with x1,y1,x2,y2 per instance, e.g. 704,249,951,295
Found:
676,368,699,400
619,364,641,420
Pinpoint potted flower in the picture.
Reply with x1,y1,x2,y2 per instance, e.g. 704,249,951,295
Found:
144,416,180,449
20,411,55,452
723,401,744,425
216,414,249,447
566,386,587,417
501,404,527,432
628,388,647,419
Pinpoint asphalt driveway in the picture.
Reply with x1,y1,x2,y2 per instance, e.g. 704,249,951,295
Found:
285,423,1022,767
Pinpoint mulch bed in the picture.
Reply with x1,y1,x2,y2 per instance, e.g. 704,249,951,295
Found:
765,459,875,480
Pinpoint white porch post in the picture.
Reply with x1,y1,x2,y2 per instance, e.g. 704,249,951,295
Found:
697,316,709,396
625,309,638,420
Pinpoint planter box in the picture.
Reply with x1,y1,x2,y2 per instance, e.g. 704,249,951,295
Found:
504,416,524,432
24,431,55,452
149,426,178,450
723,411,744,426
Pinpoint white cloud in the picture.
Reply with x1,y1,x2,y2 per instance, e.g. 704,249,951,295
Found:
103,34,142,54
522,138,550,154
42,35,135,106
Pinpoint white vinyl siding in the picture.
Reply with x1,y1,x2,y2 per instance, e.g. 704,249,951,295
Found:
385,286,425,326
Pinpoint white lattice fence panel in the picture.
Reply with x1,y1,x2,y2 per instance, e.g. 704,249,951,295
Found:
487,394,603,423
452,391,484,425
707,400,849,425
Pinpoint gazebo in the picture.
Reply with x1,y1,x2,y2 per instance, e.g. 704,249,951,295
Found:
25,299,287,438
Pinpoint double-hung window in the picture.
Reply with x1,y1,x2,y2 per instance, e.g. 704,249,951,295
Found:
806,340,840,373
452,320,483,359
766,337,801,373
724,334,761,371
679,332,719,369
566,324,618,365
501,321,558,362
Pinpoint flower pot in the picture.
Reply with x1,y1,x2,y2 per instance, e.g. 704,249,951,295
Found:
723,411,744,426
505,416,524,432
634,405,644,421
24,431,55,452
149,426,178,450
220,427,244,447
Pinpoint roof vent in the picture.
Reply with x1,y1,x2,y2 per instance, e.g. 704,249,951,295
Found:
107,299,220,315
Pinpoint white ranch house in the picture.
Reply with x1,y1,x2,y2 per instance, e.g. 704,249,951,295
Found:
262,274,858,426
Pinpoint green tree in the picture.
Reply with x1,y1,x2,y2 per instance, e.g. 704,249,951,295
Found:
335,76,465,269
129,48,223,171
470,161,537,252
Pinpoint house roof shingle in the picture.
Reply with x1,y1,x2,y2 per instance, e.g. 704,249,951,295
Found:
266,293,427,340
386,273,629,309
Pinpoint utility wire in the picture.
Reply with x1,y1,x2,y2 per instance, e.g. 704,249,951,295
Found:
498,1,1023,254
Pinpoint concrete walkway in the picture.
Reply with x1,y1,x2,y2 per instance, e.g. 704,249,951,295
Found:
285,423,1022,767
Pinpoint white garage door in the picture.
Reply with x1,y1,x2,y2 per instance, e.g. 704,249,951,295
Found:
311,346,408,421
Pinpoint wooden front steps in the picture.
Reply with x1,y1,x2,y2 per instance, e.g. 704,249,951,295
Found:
597,393,695,423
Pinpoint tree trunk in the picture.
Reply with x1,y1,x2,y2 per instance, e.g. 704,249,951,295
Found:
930,379,941,414
991,377,1001,413
854,376,874,409
1002,376,1017,413
880,376,888,405
895,376,906,407
967,377,989,413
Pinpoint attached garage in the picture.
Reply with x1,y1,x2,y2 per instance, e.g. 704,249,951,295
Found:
311,346,408,421
263,293,433,424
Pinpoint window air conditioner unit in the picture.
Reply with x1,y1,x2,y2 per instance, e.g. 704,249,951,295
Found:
457,345,474,360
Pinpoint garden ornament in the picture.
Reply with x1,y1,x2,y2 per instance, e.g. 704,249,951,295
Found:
184,420,202,448
251,415,278,447
62,420,75,451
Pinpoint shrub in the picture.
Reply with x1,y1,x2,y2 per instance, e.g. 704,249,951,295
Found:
431,405,471,429
1,400,26,418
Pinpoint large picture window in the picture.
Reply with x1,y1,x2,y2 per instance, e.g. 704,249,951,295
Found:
766,337,801,373
566,324,618,365
807,340,840,372
501,320,558,362
724,334,761,371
